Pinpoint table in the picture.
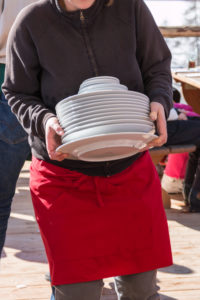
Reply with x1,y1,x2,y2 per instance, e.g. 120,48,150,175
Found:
172,68,200,114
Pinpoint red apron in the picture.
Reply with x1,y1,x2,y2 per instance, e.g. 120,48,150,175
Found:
30,151,172,285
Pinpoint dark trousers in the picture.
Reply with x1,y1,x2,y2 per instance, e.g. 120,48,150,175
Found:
165,119,200,190
0,93,30,257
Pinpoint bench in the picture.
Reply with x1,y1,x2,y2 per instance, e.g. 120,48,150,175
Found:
149,144,197,208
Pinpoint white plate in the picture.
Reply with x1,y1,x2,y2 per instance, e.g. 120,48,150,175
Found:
60,117,153,131
58,111,149,125
57,105,149,120
58,97,149,112
78,84,128,94
62,123,154,142
80,79,120,89
60,108,149,121
59,110,149,124
57,132,157,162
63,123,153,136
80,76,120,86
57,101,149,119
62,94,149,106
56,90,149,110
59,114,152,127
56,94,149,111
58,103,149,117
66,93,148,102
59,110,149,122
57,98,149,111
63,100,148,112
58,112,149,126
61,120,153,134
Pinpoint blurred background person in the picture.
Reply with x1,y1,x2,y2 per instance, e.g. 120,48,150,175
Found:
162,88,200,212
0,0,35,258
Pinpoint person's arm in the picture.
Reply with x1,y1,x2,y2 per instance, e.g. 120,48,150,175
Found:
45,117,68,161
2,7,68,161
2,11,55,139
134,0,173,119
133,0,173,148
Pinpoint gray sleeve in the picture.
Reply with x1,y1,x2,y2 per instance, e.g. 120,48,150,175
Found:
134,0,173,118
2,12,55,139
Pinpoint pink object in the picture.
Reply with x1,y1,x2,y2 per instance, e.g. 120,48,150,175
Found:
174,103,200,117
164,153,189,179
165,103,198,180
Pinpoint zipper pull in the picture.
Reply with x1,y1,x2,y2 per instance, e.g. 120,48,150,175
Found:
80,10,85,24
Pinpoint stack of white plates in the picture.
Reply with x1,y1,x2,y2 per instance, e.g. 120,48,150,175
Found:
56,76,157,161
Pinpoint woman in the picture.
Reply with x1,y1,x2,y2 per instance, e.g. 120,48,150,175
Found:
3,0,173,299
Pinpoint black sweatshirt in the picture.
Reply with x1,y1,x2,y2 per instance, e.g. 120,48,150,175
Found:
2,0,173,176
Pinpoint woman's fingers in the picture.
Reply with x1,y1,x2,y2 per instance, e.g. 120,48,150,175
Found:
149,102,167,146
50,120,65,136
139,102,167,152
45,117,69,161
48,150,69,161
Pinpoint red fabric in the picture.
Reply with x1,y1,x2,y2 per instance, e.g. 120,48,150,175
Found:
30,152,172,285
165,153,189,179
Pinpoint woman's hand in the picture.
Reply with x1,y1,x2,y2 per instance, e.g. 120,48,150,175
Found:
178,112,188,120
177,109,188,120
45,117,69,161
149,101,168,146
139,102,167,151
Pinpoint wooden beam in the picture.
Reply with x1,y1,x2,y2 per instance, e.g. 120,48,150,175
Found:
159,26,200,37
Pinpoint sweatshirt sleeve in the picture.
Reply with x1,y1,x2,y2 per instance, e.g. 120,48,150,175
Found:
2,10,55,140
134,0,173,118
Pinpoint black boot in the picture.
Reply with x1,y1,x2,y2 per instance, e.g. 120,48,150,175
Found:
182,183,192,206
188,189,200,212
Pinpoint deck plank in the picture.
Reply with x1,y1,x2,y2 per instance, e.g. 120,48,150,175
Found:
0,161,200,300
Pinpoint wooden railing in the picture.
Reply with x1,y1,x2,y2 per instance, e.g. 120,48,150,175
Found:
159,26,200,37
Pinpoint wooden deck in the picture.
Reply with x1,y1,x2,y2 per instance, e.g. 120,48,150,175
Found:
1,161,200,300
